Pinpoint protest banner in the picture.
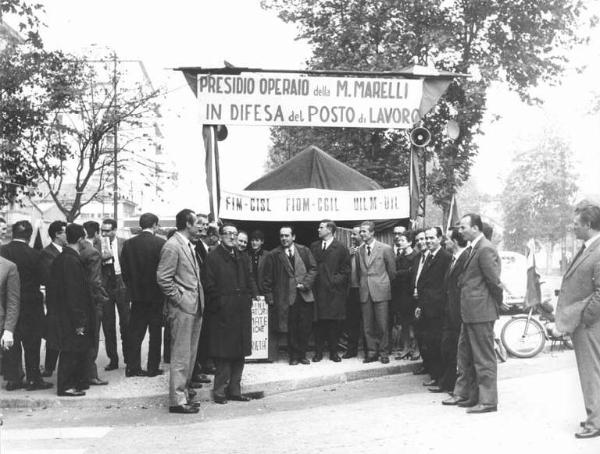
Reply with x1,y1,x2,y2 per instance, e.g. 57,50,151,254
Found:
248,297,269,360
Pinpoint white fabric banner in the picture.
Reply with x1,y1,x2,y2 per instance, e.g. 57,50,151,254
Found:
249,297,269,360
197,73,424,129
220,187,409,221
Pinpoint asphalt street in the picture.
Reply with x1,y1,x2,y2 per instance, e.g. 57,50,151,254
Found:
1,348,597,454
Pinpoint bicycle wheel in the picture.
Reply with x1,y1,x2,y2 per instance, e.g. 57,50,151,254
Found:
501,317,546,358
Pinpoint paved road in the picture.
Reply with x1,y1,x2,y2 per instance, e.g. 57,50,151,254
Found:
1,349,597,454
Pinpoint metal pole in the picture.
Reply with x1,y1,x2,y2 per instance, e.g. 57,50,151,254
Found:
422,152,427,225
112,52,119,223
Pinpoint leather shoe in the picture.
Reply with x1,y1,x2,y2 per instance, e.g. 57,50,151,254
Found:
125,369,148,377
342,351,357,359
312,353,323,362
214,396,228,404
363,355,378,364
423,379,438,387
191,374,211,384
104,362,118,371
147,369,164,377
41,369,54,378
26,380,53,391
201,365,216,375
380,356,390,364
428,386,448,393
413,366,427,375
229,395,251,402
169,404,199,414
575,427,600,439
76,383,90,391
5,381,24,391
299,358,310,365
187,401,201,408
289,359,299,366
330,354,341,363
466,404,497,414
89,378,108,386
58,389,86,397
442,396,473,406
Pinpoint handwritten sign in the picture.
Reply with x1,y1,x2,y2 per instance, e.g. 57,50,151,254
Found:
220,187,409,221
248,297,269,360
197,73,424,129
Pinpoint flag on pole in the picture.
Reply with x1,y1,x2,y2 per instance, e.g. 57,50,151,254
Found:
445,194,459,231
409,146,420,220
525,238,542,308
203,125,221,222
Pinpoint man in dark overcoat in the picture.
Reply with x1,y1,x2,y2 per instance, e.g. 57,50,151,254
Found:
0,220,51,391
205,223,255,404
310,220,350,362
46,223,95,397
262,226,317,365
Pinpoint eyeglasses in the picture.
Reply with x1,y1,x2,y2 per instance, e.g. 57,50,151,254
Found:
222,231,238,237
100,229,113,233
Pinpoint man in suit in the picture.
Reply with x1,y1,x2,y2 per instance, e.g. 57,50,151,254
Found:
81,221,110,387
0,217,8,245
40,221,67,377
46,224,95,397
100,218,130,371
556,204,600,439
1,255,20,389
411,228,428,375
430,227,469,394
443,213,502,414
358,221,396,364
310,220,350,363
205,223,255,404
121,213,166,378
392,229,419,360
416,227,452,387
262,225,317,365
157,209,203,414
0,220,51,391
343,226,363,359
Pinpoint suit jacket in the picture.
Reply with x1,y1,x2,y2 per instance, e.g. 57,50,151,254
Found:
156,232,204,316
0,240,44,338
556,238,600,333
262,244,317,332
310,239,351,320
358,240,396,303
443,248,469,330
416,247,452,319
40,243,61,286
80,240,109,306
458,236,503,323
46,247,94,352
121,231,166,305
0,256,20,333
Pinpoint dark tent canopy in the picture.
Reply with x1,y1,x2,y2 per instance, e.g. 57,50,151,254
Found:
226,146,406,248
245,145,382,191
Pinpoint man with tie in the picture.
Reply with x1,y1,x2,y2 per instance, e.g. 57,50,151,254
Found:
100,218,130,371
310,220,351,362
411,228,429,375
358,221,396,364
1,254,21,390
443,213,502,414
262,226,317,365
40,220,67,378
342,226,363,359
121,213,166,378
555,204,600,439
430,227,469,394
415,227,452,387
157,209,203,414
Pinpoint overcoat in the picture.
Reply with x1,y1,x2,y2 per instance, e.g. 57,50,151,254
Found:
262,244,317,332
46,247,94,352
392,249,418,319
310,239,350,320
205,245,255,359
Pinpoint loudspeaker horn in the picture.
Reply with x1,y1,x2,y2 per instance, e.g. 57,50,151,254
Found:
410,127,431,147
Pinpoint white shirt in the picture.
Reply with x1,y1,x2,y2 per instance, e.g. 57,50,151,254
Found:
469,233,484,250
585,232,600,248
51,242,63,254
322,237,333,250
111,237,121,275
286,245,296,257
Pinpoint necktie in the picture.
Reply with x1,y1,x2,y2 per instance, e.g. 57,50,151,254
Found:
189,244,197,268
287,248,295,270
367,246,371,256
450,255,456,270
465,245,473,257
322,241,326,251
570,244,586,268
396,248,401,257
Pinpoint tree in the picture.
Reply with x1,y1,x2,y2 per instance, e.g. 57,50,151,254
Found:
501,135,577,269
261,0,592,218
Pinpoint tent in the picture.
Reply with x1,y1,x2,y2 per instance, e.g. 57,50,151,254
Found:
225,146,407,248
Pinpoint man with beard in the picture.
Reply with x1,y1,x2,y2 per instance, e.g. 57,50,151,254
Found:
46,224,95,397
263,226,317,365
205,224,255,404
310,220,350,363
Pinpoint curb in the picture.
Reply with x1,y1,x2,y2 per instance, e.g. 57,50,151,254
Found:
0,361,421,410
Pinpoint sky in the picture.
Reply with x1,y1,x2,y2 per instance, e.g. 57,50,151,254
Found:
9,0,600,214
